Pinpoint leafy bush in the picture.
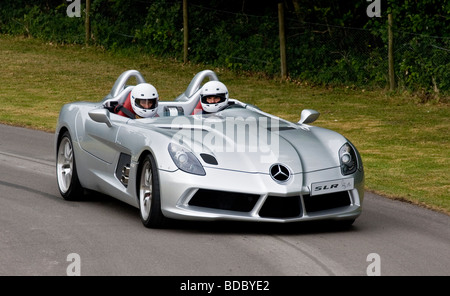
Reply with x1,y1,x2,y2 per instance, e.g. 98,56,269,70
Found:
0,0,448,95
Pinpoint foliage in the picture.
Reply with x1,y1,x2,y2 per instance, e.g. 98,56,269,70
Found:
134,0,183,58
0,1,84,43
365,0,450,95
0,0,448,95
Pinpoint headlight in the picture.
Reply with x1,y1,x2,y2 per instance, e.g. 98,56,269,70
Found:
168,143,206,176
339,143,357,175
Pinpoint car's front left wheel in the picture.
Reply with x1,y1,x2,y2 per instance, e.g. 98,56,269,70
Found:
138,153,166,228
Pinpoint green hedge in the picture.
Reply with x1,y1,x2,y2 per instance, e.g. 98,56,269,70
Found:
1,0,448,95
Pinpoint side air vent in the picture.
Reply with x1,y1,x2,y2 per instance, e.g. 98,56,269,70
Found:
121,165,130,186
115,153,132,187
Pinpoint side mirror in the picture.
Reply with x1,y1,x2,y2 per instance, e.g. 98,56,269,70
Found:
298,109,320,124
89,109,112,127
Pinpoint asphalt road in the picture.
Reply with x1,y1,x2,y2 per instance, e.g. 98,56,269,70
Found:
0,124,448,276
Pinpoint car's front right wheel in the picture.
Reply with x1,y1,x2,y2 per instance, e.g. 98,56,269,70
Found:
56,131,84,201
138,153,166,228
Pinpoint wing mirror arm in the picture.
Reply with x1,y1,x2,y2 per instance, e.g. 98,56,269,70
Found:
298,109,320,125
89,109,113,127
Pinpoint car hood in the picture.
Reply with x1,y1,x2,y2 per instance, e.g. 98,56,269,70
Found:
134,109,347,174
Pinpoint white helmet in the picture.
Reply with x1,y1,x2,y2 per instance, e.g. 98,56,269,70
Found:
200,81,229,113
130,83,159,118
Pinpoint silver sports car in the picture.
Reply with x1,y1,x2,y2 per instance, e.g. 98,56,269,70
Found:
55,69,364,228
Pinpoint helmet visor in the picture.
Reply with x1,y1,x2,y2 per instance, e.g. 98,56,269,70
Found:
135,98,158,110
201,95,226,105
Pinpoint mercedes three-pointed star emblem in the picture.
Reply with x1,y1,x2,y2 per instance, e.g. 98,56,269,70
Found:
270,164,291,182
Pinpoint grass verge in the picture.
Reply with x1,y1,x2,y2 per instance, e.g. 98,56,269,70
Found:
1,35,449,215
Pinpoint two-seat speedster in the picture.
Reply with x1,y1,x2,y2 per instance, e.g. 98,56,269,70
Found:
55,70,364,228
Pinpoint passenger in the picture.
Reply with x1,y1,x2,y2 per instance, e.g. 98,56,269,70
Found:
116,83,159,118
193,81,230,114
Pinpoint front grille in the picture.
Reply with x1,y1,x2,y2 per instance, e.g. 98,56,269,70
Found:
259,195,302,218
303,191,351,213
189,189,259,212
188,189,351,218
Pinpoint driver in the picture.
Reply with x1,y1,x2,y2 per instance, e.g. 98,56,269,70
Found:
116,83,159,118
194,81,230,114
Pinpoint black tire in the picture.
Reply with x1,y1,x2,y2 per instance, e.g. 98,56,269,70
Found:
137,153,166,228
56,131,84,201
